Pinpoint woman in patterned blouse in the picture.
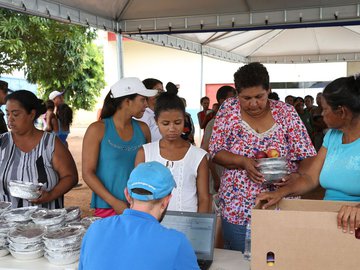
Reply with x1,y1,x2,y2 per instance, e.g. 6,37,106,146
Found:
208,62,317,252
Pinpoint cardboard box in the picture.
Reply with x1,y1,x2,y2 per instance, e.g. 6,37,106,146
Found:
251,199,360,270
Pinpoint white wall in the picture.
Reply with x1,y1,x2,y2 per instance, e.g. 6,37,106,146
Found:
266,63,347,102
74,34,348,131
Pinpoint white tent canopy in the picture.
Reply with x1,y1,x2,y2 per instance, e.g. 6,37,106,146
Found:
1,0,360,63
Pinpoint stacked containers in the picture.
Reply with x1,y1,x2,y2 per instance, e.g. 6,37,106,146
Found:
65,206,82,223
7,224,45,260
43,226,86,265
2,206,39,224
0,220,12,257
31,209,67,231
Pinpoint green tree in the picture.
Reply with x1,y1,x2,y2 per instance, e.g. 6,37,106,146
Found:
0,8,105,111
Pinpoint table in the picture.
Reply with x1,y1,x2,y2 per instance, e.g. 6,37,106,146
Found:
210,248,250,270
0,248,249,270
0,255,78,270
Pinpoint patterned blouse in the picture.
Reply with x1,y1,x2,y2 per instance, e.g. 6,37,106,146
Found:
209,98,316,225
0,132,61,209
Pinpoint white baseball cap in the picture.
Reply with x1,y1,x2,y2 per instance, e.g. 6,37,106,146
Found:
110,77,158,98
49,90,64,100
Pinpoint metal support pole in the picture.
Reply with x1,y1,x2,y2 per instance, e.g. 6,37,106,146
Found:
116,33,124,79
198,45,204,142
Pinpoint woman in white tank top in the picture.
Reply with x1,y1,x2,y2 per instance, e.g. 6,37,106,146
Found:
135,92,210,213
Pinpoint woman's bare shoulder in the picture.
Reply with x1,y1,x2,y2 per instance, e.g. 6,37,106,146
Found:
85,120,105,138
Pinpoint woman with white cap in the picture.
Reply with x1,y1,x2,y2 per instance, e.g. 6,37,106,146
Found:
82,77,158,218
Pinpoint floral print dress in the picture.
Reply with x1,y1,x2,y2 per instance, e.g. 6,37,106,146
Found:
209,98,316,225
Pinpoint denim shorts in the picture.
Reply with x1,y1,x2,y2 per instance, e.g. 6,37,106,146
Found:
221,218,247,252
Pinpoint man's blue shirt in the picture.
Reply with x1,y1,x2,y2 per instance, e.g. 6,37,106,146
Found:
79,209,199,270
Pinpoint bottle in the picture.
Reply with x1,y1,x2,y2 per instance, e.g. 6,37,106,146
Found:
244,222,251,260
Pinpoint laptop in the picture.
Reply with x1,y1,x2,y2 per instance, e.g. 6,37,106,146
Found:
161,211,216,270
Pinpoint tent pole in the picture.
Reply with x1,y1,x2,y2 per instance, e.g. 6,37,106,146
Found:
116,33,124,79
199,45,204,143
200,45,204,97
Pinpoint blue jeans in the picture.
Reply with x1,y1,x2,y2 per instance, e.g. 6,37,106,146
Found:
221,218,247,252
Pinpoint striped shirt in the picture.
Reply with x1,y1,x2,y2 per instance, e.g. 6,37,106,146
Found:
0,132,62,209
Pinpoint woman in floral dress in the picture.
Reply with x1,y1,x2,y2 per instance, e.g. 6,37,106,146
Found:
209,62,317,252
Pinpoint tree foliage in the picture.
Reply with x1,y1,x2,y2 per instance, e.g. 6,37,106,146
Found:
0,8,105,111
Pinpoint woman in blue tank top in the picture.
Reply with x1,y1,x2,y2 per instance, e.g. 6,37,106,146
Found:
82,78,158,218
257,75,360,235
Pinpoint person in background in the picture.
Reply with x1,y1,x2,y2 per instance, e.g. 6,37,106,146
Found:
209,62,316,252
285,95,295,105
0,80,9,134
211,103,220,114
201,85,236,249
166,82,179,95
82,78,157,218
48,90,74,146
79,161,199,270
201,85,236,194
0,90,78,209
268,91,280,101
257,75,360,234
56,103,73,147
180,97,195,144
137,78,164,142
294,96,314,142
49,90,64,113
44,100,58,132
197,96,213,130
304,95,318,116
135,92,210,213
312,92,328,151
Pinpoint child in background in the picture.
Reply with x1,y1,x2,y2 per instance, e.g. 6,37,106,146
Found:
180,97,195,144
135,92,210,213
197,96,213,130
56,103,73,147
44,100,58,132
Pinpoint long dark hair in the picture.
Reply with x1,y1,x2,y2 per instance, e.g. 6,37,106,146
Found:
323,75,360,116
5,90,46,121
100,91,138,119
57,103,73,128
142,78,162,89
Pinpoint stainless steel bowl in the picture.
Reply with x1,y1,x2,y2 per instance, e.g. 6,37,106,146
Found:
256,157,289,183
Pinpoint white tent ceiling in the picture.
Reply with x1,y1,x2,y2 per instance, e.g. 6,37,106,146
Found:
1,0,360,63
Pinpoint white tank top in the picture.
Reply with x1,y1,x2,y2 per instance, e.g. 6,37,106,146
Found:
142,141,207,212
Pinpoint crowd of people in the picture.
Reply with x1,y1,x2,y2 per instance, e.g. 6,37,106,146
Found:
0,62,360,268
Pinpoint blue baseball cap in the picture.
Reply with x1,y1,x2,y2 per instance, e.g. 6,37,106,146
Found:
127,161,176,201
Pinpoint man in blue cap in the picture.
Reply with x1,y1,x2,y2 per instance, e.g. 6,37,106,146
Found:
79,161,199,270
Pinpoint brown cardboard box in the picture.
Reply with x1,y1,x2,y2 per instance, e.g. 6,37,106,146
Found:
251,199,360,270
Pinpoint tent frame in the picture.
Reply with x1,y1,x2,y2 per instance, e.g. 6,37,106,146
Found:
1,0,360,64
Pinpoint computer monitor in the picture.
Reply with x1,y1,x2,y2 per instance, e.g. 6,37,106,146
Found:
161,211,216,265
